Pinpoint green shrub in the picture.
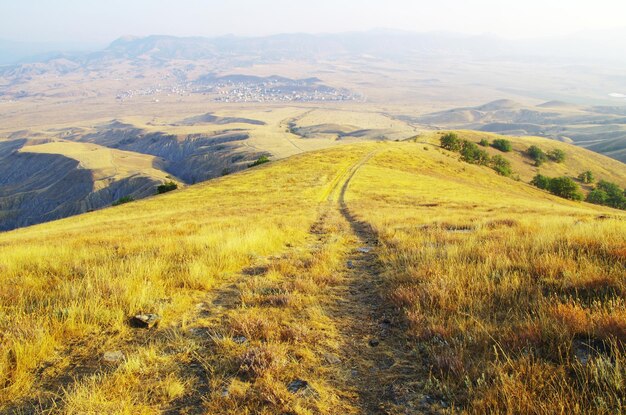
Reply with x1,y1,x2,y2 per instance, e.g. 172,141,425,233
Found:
578,171,594,184
479,139,490,147
440,132,462,151
156,181,178,194
532,175,583,201
547,177,583,200
249,155,270,167
594,180,626,209
460,140,490,165
525,145,547,166
531,174,551,190
586,189,609,205
112,196,134,206
490,155,513,177
547,148,566,163
491,138,512,152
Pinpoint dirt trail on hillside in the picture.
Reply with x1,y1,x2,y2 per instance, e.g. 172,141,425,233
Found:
323,151,427,414
172,150,427,414
8,151,429,414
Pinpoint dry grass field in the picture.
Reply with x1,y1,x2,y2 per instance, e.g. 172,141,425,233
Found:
0,135,625,414
348,143,626,414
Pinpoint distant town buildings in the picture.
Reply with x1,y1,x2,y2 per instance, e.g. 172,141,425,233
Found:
116,75,362,103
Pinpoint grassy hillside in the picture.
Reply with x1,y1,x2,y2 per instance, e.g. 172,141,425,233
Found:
418,130,626,188
411,100,626,163
0,139,624,414
20,140,173,188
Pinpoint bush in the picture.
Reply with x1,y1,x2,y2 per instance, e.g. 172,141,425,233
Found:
490,155,513,177
547,149,566,163
112,196,134,206
249,155,270,167
156,181,178,194
547,177,583,200
586,189,609,205
491,138,512,152
440,132,462,151
578,171,594,184
531,174,551,190
460,140,490,165
526,145,547,166
532,175,583,201
587,180,626,209
479,139,490,147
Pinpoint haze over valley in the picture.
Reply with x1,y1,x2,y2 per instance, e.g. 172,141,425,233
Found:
1,1,625,414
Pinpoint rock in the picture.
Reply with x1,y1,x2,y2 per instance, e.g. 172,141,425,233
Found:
347,260,355,269
323,353,341,365
233,335,248,344
103,350,125,364
378,356,395,369
189,327,210,337
369,338,380,347
287,379,318,397
130,313,161,329
357,247,373,253
573,338,609,365
380,318,392,330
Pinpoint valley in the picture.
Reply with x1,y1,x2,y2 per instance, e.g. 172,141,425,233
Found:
0,28,625,415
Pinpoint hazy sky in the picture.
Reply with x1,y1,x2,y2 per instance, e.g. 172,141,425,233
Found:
2,0,626,44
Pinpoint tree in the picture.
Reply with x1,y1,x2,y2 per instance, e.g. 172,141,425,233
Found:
460,140,490,165
595,180,626,209
157,181,178,194
547,177,583,200
249,155,270,167
112,196,134,206
491,138,512,152
440,132,462,152
578,171,594,184
531,174,551,190
586,189,609,205
490,155,513,177
525,145,547,166
547,149,566,163
479,138,490,147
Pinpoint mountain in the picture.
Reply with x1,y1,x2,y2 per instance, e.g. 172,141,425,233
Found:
1,139,624,414
4,29,626,71
0,39,99,65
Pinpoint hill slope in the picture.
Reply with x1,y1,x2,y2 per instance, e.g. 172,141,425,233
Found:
407,100,626,163
0,138,178,231
0,142,624,414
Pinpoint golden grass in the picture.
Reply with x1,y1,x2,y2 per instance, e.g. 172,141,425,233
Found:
416,130,626,187
0,144,373,413
347,143,626,414
1,137,625,414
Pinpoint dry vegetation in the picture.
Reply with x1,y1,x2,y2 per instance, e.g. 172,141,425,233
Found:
1,136,625,414
0,145,371,413
348,144,626,414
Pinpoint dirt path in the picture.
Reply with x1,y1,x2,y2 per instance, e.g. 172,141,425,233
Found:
174,149,426,414
322,151,425,414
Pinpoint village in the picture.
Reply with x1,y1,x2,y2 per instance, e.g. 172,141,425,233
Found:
116,75,362,103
